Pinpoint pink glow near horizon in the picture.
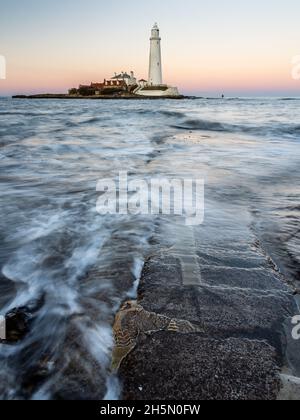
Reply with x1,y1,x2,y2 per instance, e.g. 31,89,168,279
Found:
2,57,300,97
1,0,300,96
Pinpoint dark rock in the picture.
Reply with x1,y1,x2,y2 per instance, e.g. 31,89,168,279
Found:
3,307,32,343
1,297,45,344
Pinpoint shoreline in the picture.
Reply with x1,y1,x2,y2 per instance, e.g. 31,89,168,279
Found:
12,94,193,100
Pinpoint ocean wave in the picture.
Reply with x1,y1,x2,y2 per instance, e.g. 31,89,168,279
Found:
159,110,186,118
279,98,300,101
171,119,242,133
171,118,300,137
80,116,106,125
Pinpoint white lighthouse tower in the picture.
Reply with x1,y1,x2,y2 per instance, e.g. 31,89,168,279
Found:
148,23,163,86
135,23,181,97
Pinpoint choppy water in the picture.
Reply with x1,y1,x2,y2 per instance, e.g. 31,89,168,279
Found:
0,97,299,399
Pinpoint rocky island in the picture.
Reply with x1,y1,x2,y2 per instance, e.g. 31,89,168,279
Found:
13,24,185,100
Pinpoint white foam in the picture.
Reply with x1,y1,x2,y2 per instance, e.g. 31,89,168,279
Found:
104,375,122,401
127,257,144,299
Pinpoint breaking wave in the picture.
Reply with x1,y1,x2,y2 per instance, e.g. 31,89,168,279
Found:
172,118,300,137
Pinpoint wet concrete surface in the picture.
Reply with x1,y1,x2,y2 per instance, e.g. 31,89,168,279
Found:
119,222,300,400
120,333,281,400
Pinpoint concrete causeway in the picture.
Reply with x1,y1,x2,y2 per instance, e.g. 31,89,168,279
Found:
119,217,300,400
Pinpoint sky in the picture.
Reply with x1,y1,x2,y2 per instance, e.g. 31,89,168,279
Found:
0,0,300,96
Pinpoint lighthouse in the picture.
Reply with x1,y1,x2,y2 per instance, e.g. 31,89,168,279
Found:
135,23,181,97
148,23,163,86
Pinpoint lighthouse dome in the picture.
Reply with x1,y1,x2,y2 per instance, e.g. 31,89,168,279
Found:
151,23,160,39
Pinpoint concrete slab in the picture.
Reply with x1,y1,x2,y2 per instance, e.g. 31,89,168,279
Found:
120,333,281,400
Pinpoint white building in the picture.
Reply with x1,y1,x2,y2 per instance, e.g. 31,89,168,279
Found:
135,23,180,97
111,71,137,86
138,79,148,88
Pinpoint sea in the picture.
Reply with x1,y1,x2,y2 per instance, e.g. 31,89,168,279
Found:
0,97,299,399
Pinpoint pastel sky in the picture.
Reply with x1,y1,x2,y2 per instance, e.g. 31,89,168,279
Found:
0,0,300,96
